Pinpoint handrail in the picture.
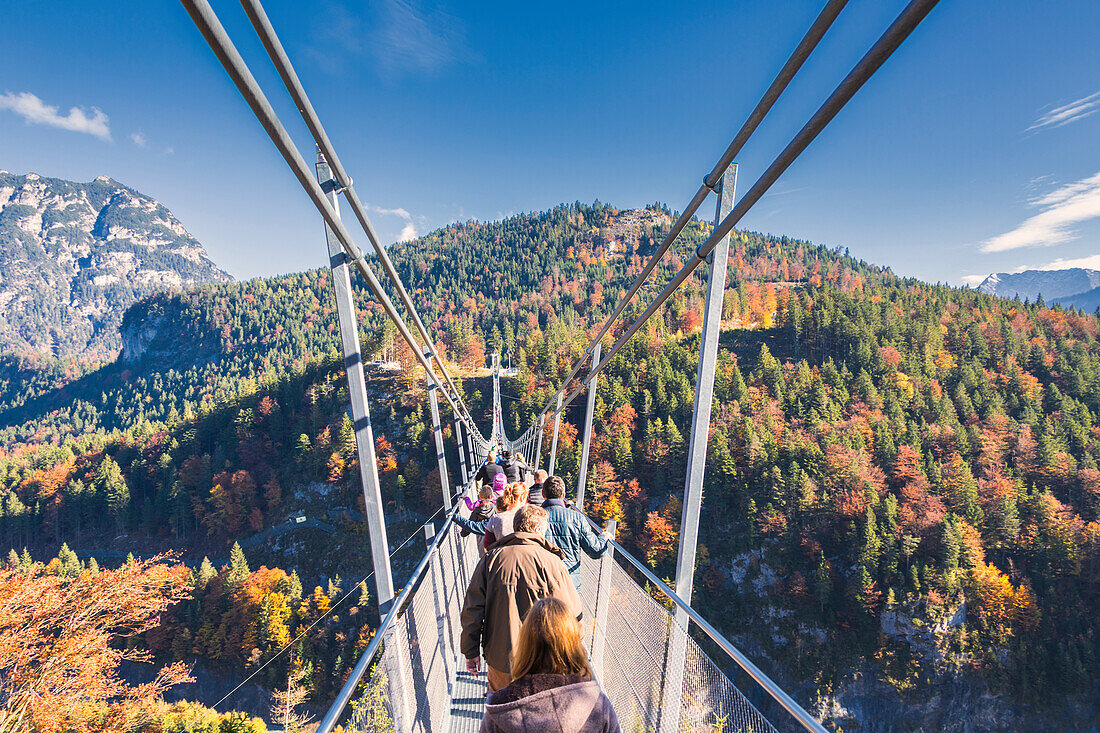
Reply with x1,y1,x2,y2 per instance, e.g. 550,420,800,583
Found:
316,498,465,733
547,0,940,417
581,514,827,733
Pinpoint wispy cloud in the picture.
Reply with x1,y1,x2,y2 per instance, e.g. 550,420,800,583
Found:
367,204,418,241
980,171,1100,252
314,0,469,77
130,131,147,148
0,91,111,140
1016,253,1100,273
1027,91,1100,132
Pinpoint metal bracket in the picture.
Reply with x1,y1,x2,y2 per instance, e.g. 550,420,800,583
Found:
702,174,721,195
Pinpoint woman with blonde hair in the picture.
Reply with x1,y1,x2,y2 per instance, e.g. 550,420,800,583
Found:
480,596,620,732
482,482,529,550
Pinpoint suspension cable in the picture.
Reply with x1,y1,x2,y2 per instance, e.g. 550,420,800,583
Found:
545,0,940,419
239,0,481,435
534,0,850,420
179,0,480,434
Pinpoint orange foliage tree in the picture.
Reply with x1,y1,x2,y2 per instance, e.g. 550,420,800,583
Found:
0,556,191,733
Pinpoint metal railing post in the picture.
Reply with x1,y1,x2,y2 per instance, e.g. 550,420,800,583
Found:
426,348,452,509
590,518,617,681
455,419,469,487
315,151,395,613
660,162,737,733
575,343,601,510
535,414,546,469
548,393,563,475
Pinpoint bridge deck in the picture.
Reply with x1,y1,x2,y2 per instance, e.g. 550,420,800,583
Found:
446,666,486,733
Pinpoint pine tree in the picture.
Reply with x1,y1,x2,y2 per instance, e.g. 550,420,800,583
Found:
197,556,217,588
228,542,250,585
6,549,19,569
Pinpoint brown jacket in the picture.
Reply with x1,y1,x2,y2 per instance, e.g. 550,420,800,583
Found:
460,532,584,673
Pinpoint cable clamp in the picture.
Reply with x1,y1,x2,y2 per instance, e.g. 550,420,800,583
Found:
703,174,721,195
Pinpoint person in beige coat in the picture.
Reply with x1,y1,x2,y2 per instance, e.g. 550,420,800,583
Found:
460,504,583,692
481,596,620,732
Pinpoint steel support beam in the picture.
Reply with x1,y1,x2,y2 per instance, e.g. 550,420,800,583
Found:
574,343,601,510
316,153,394,613
590,518,617,681
455,419,469,486
547,393,563,476
660,163,737,733
535,414,546,470
426,348,452,509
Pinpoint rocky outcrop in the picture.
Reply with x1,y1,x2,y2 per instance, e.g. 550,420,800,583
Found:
0,171,231,358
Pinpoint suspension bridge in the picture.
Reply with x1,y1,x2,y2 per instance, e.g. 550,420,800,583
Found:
178,0,940,729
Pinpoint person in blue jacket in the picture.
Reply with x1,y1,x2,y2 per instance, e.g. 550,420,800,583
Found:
541,475,609,589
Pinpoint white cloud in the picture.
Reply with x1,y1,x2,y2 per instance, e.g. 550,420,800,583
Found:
980,171,1100,252
960,274,987,287
130,131,147,147
1024,253,1100,272
367,203,418,242
1027,91,1100,132
314,0,468,78
0,91,111,140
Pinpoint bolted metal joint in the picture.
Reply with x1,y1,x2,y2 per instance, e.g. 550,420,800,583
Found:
702,173,722,195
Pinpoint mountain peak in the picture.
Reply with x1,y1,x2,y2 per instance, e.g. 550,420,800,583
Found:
977,267,1100,304
0,170,232,358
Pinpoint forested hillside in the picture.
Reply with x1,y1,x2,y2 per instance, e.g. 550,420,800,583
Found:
2,201,1099,726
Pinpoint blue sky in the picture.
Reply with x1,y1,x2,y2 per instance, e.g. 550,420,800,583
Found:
1,0,1098,285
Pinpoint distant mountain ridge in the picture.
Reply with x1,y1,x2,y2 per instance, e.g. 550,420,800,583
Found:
977,267,1100,309
0,171,231,358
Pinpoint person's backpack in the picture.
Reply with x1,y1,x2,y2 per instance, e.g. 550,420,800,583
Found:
492,472,506,494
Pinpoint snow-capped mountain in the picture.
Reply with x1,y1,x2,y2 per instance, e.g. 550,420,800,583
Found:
977,268,1100,306
0,171,232,358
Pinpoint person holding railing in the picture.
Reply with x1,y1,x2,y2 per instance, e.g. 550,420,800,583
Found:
460,485,498,558
480,596,620,732
542,475,609,590
453,481,528,549
460,504,583,693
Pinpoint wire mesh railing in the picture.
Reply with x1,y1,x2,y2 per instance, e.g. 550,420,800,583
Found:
575,543,778,733
341,507,480,733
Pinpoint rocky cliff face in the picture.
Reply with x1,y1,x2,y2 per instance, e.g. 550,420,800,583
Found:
0,171,231,358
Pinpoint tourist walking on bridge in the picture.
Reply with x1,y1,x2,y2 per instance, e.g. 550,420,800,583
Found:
460,504,583,692
499,450,530,484
542,476,609,589
475,452,504,488
527,469,548,505
481,596,620,732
